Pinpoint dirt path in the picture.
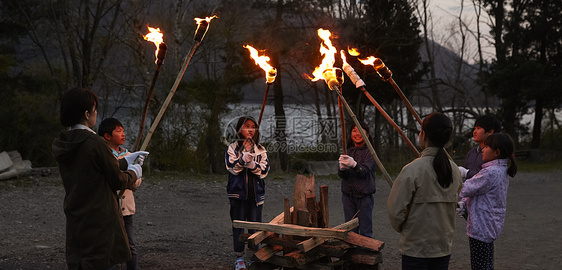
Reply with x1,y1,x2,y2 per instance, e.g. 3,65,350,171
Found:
1,171,560,269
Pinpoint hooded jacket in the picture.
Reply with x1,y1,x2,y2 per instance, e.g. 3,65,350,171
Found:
225,142,269,205
52,128,138,270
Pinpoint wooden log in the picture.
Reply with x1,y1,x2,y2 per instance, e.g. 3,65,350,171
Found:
342,232,385,252
284,198,292,224
297,218,359,252
296,209,310,227
246,234,351,258
283,197,293,254
306,196,319,227
293,174,315,224
318,185,329,227
233,220,348,239
343,247,383,266
254,245,284,262
248,206,293,246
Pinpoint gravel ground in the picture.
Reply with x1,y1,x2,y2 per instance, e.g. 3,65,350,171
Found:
0,170,561,269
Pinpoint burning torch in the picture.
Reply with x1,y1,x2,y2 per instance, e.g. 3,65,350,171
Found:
358,54,453,160
341,50,420,157
310,29,393,187
134,25,168,151
139,15,217,151
243,45,277,127
358,56,423,125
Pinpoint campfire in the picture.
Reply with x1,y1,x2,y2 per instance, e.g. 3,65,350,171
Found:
234,175,385,269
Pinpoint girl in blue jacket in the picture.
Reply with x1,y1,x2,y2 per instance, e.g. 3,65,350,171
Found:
225,116,269,270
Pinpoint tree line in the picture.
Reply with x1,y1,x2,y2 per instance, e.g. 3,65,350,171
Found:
1,0,560,172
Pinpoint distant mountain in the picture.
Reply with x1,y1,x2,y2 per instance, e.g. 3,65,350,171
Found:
416,38,499,108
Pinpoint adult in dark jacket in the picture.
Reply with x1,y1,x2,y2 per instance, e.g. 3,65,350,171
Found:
338,121,377,237
52,87,148,270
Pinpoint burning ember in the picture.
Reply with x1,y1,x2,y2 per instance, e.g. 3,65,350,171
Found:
243,45,277,84
194,15,218,42
143,26,165,64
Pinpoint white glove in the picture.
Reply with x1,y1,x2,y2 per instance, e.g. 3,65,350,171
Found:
127,163,142,179
339,155,357,170
125,151,149,166
456,200,467,218
458,166,468,180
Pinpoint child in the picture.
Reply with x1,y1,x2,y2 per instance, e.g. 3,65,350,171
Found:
225,116,270,270
338,121,376,237
460,115,501,179
457,133,517,270
387,112,463,269
52,87,148,270
99,118,142,270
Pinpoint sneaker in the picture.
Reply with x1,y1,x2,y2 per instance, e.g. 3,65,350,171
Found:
235,257,246,270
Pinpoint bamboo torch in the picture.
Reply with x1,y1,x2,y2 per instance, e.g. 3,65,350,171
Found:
243,45,277,127
139,15,217,151
358,56,423,125
133,26,167,151
310,29,347,154
358,55,453,160
309,29,393,187
340,50,420,157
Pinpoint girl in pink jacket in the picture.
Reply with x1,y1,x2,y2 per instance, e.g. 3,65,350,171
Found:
457,133,517,270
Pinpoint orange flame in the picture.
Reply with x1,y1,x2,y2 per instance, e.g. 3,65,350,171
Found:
244,45,277,84
340,50,348,65
347,47,360,56
310,28,338,82
358,56,377,66
194,15,218,25
143,25,164,64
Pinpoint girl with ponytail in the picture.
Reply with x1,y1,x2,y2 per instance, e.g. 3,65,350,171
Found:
457,133,516,269
387,112,463,269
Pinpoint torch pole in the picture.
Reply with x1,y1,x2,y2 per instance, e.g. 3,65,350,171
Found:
139,41,201,151
338,96,347,155
333,85,393,187
258,83,271,127
133,68,161,151
388,78,423,125
359,86,420,157
134,43,167,151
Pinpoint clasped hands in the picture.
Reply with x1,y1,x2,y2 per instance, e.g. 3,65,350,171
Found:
241,152,256,169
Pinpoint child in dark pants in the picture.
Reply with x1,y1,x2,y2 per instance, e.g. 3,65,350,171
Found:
99,118,142,270
457,133,517,270
338,121,376,237
225,116,270,270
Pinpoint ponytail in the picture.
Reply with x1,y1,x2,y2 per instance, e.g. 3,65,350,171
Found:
507,155,517,177
422,112,453,188
434,147,453,188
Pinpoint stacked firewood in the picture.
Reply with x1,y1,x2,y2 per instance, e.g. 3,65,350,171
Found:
234,174,384,270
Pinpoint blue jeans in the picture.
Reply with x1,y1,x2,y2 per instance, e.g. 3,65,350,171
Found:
123,215,140,270
402,254,451,270
229,199,263,256
342,194,374,237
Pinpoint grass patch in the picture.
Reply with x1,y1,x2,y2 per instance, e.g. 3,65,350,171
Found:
517,158,562,172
